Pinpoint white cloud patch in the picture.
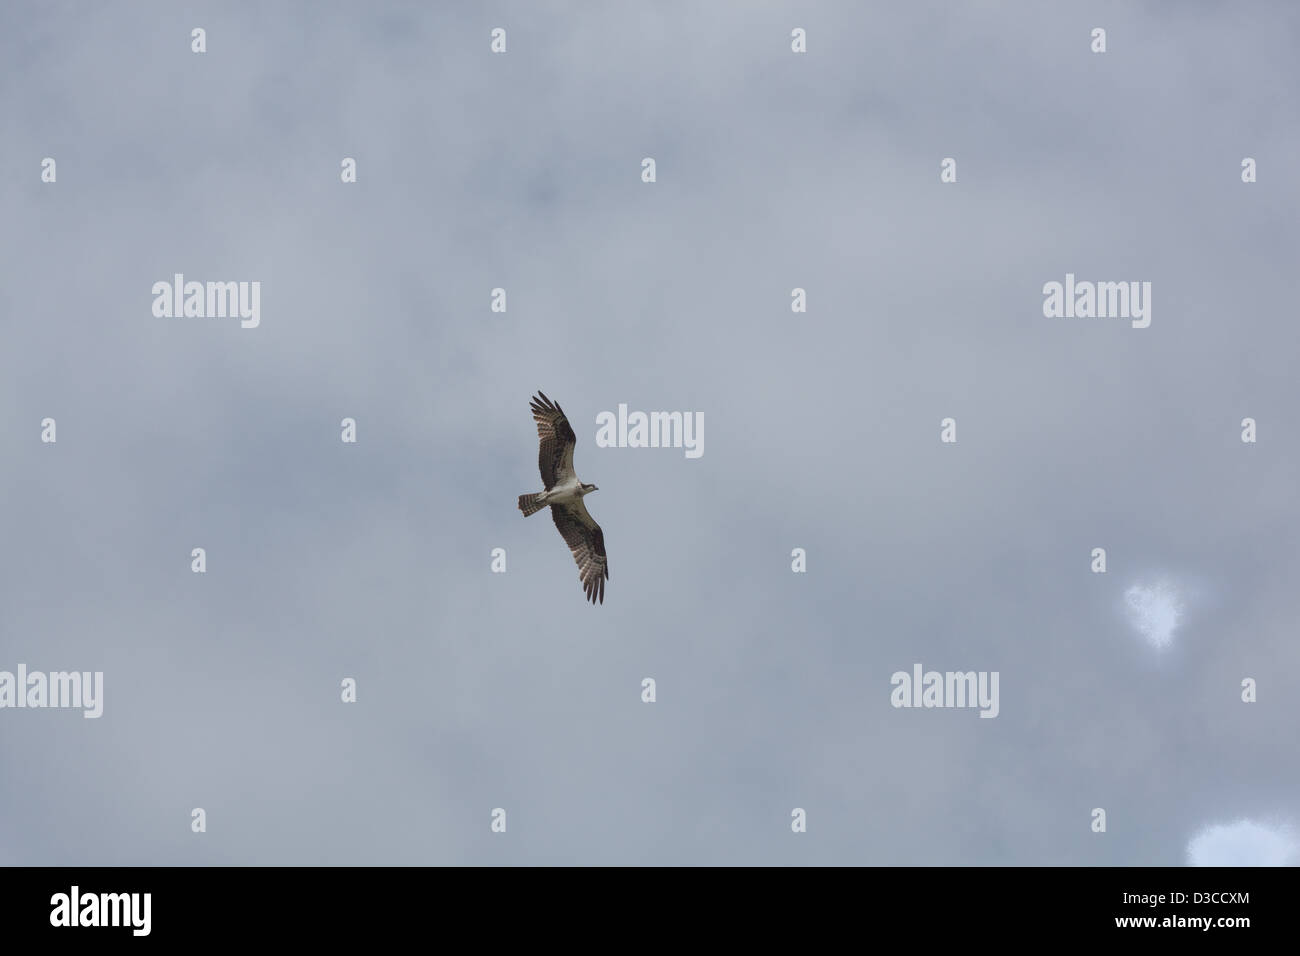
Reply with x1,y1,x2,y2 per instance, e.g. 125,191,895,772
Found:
1124,580,1185,649
1187,820,1299,866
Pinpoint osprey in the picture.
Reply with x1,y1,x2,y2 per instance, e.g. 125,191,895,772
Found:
518,391,609,604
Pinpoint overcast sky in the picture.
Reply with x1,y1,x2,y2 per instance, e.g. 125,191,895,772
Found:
1,1,1297,865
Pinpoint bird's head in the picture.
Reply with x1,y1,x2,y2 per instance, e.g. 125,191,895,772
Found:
580,483,599,495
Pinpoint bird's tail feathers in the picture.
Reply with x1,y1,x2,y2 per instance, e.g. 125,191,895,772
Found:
518,493,546,516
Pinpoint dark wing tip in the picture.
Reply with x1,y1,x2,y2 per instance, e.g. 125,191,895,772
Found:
531,391,568,422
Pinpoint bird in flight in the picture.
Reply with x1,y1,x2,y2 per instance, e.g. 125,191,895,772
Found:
518,391,609,604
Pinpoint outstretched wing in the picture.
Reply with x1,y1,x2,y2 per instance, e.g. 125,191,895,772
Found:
530,391,577,490
551,499,609,605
